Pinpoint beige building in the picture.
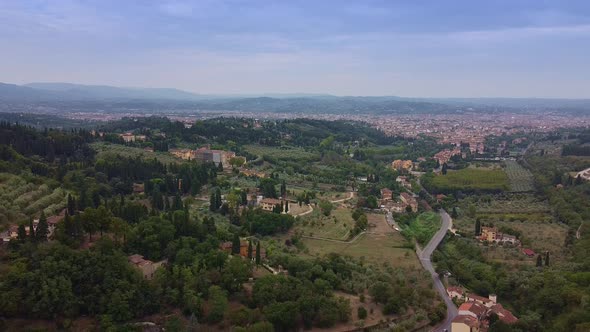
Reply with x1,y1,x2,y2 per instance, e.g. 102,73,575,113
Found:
451,315,480,332
120,133,146,143
259,198,282,212
128,255,166,280
400,192,418,212
391,159,413,171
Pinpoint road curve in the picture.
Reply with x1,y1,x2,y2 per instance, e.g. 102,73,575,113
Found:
417,209,457,332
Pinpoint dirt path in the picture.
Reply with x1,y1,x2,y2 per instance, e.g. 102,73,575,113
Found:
300,231,366,243
293,204,314,217
330,191,355,203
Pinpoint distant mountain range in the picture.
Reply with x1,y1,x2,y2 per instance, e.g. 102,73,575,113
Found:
1,82,589,114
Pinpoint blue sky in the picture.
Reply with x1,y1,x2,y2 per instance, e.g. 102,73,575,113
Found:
1,0,589,97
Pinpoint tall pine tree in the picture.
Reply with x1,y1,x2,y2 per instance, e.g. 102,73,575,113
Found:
28,217,35,242
255,241,261,265
36,211,49,241
232,233,241,255
545,251,550,266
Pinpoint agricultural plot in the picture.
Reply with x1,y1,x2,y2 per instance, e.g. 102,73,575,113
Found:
300,213,419,268
295,207,355,240
92,142,180,165
0,173,67,227
243,144,319,162
504,160,535,192
430,168,510,193
401,212,441,245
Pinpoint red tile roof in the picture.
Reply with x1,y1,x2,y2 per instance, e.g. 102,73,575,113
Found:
459,301,487,317
522,248,535,256
491,304,518,324
452,315,479,328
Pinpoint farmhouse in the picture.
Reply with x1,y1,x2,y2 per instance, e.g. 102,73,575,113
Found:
128,254,166,280
479,226,519,245
400,192,418,212
259,198,282,212
380,188,393,201
396,176,412,189
391,159,413,171
120,133,146,142
447,286,465,300
451,314,480,332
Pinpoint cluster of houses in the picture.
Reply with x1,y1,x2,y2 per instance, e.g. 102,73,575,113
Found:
1,210,66,244
447,286,518,332
434,147,462,165
169,145,239,169
380,188,418,213
478,226,519,245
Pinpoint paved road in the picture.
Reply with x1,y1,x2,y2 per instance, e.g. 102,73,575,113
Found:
417,210,457,332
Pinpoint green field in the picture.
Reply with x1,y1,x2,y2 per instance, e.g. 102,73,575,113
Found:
401,212,441,245
301,232,418,268
92,142,180,164
244,145,319,162
0,173,66,227
295,207,355,240
430,168,510,193
504,160,535,192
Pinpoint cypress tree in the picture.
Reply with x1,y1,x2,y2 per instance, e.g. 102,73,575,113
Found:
173,194,183,210
255,241,261,265
28,217,35,241
248,240,253,259
536,255,543,267
285,201,289,213
232,233,241,255
545,251,550,266
67,194,76,215
210,192,217,211
17,224,26,242
36,211,49,241
475,219,481,236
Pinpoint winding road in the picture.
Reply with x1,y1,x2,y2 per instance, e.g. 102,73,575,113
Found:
417,209,457,332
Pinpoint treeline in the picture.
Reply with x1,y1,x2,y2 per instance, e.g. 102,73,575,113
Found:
562,144,590,156
0,121,94,162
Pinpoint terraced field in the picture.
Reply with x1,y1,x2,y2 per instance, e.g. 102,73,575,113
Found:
504,160,535,192
0,173,67,227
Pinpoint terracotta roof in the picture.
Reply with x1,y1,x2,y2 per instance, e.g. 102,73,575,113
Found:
447,286,464,295
467,293,492,304
459,301,487,317
452,315,479,328
491,304,518,324
522,248,535,256
260,198,281,205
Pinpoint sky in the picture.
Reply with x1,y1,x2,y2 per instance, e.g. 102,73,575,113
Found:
1,0,590,98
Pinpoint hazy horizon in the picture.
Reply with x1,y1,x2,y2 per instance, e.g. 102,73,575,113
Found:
2,1,590,98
